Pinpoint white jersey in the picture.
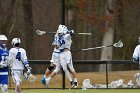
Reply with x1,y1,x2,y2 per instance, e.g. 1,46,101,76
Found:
50,33,60,64
59,34,72,52
52,33,60,53
133,45,140,65
9,47,28,70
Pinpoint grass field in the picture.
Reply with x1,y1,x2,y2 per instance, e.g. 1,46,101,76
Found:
8,89,140,93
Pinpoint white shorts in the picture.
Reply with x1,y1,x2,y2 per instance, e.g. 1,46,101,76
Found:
11,70,23,84
50,52,60,65
60,51,72,65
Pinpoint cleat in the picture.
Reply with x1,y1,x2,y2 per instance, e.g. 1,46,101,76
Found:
73,82,78,88
70,81,75,88
70,81,78,88
41,77,46,86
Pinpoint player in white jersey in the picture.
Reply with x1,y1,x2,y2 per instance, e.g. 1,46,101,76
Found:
57,24,78,88
9,38,31,93
41,33,61,86
133,37,140,68
133,37,140,87
0,35,9,93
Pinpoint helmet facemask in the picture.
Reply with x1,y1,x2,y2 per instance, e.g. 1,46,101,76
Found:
0,40,7,48
0,35,8,48
57,24,68,37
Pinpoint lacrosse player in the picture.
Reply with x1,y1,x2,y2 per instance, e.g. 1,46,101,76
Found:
42,25,78,88
57,24,78,88
0,35,9,93
41,32,61,86
9,38,31,93
133,37,140,68
133,37,140,87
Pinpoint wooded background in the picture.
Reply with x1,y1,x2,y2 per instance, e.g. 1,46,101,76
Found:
0,0,140,61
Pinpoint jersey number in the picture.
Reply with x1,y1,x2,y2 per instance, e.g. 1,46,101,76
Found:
59,39,65,46
1,56,7,61
16,52,21,61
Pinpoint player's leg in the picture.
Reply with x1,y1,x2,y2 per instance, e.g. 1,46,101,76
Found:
45,63,55,77
44,58,61,86
41,62,55,85
0,75,8,93
11,70,23,93
68,63,78,88
1,84,8,93
67,51,78,87
60,52,73,86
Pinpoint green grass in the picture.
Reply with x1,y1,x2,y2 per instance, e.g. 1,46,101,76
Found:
8,89,140,93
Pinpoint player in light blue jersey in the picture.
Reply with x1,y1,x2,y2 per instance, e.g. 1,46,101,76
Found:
0,35,9,93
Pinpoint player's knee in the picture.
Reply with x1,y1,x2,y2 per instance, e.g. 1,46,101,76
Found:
69,66,75,72
54,67,60,73
16,81,20,86
48,66,54,71
62,67,68,72
1,84,8,93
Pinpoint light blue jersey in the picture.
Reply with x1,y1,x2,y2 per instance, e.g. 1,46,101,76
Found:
0,47,9,85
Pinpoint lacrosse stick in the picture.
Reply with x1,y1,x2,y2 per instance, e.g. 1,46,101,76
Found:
24,73,37,82
36,29,92,36
72,40,123,52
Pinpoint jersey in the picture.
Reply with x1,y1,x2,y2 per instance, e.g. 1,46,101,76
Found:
59,34,72,52
0,47,9,85
50,33,60,64
133,45,140,61
9,47,28,70
52,33,60,53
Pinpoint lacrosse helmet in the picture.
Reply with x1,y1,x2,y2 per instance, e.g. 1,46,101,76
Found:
12,38,21,47
0,35,8,48
57,24,68,36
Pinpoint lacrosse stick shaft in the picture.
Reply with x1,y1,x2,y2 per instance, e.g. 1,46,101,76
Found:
72,40,123,52
36,30,92,35
72,45,113,52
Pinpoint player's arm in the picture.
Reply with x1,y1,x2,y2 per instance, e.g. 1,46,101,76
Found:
22,50,31,75
0,49,9,68
67,30,74,36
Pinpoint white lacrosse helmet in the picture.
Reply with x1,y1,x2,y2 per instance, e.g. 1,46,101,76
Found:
57,24,68,34
0,35,8,48
12,38,21,46
0,35,8,41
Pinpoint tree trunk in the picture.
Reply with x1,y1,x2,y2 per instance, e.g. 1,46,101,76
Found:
22,0,34,59
99,0,115,71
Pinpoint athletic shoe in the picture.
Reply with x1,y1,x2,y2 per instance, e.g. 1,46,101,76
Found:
45,77,51,86
73,82,78,88
41,77,46,86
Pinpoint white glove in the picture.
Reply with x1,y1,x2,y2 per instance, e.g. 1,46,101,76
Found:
68,30,74,35
27,67,31,75
0,61,7,68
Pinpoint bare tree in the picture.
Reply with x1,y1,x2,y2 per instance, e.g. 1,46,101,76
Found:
100,0,115,71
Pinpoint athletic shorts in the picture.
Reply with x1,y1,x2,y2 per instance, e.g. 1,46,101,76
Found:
11,70,23,84
0,75,8,86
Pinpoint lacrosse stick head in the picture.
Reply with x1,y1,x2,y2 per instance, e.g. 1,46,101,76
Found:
36,30,46,35
113,40,123,48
